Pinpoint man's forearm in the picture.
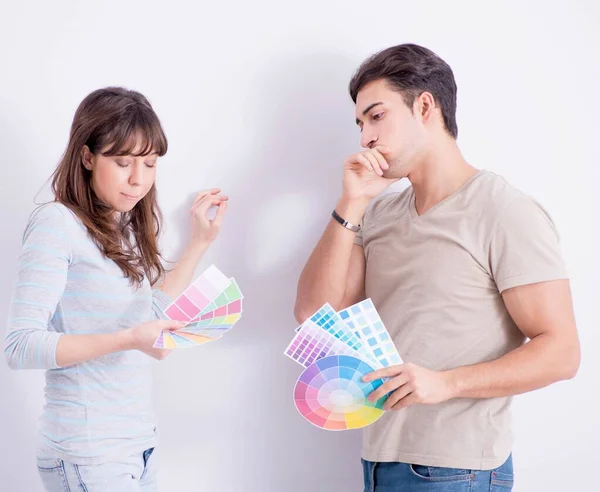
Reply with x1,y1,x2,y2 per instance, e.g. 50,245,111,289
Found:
295,197,368,322
445,333,580,399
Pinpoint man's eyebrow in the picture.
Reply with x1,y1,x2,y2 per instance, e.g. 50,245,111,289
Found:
356,102,384,125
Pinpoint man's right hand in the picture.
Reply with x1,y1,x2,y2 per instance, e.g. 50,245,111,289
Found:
342,146,400,203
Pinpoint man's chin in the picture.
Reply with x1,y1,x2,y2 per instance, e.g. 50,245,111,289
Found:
382,166,404,181
383,159,412,180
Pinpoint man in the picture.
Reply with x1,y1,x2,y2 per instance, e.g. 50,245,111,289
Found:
294,43,580,491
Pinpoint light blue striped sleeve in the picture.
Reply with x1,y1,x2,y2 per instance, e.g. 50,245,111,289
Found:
4,203,71,370
151,288,173,320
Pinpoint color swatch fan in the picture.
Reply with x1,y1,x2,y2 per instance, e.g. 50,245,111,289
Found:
338,299,402,367
285,299,401,430
153,265,244,349
305,303,381,368
284,319,370,369
182,279,243,339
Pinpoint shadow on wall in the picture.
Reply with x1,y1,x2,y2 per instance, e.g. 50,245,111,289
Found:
215,50,365,490
0,106,51,492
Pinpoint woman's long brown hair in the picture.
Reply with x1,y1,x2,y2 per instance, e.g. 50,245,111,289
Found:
51,87,168,287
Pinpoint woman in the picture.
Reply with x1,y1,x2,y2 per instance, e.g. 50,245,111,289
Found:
4,87,228,491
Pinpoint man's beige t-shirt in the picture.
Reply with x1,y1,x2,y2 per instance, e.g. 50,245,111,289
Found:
354,170,568,470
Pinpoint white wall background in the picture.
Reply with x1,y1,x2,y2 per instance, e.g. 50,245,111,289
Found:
1,1,598,490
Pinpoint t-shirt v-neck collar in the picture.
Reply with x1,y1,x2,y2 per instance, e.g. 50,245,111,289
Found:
408,169,487,222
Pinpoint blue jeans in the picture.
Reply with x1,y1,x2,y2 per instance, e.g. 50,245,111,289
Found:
37,447,158,492
362,454,513,491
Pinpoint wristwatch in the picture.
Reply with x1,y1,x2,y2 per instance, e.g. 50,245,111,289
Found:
331,209,361,232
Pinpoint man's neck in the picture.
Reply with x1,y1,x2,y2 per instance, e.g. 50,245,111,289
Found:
408,139,478,216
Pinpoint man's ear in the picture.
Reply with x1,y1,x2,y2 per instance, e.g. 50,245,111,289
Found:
416,91,436,123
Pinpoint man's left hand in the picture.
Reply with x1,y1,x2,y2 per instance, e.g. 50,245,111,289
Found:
363,363,456,411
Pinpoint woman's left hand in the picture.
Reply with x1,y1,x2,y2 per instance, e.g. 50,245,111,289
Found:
189,188,228,246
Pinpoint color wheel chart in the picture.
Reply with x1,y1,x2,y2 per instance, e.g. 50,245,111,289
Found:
285,299,401,431
153,265,244,349
294,355,387,430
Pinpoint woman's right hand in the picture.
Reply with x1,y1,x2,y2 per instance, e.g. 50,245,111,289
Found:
126,319,186,360
189,189,229,247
